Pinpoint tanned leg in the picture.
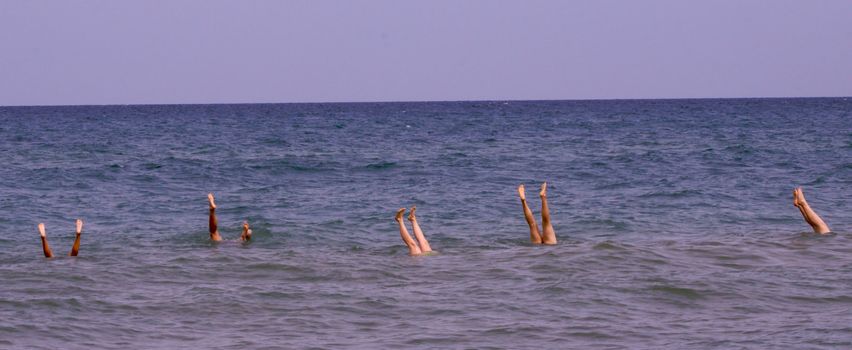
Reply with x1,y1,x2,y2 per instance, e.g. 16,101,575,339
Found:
793,187,831,234
69,219,83,256
540,182,557,245
518,184,542,244
396,208,422,256
407,206,432,253
208,193,222,242
240,221,252,242
38,223,54,258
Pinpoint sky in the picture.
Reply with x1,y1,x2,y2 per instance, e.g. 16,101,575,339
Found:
1,0,851,106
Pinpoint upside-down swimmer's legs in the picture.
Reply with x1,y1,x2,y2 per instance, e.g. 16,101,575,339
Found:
408,206,432,253
396,208,422,256
208,193,222,241
518,184,542,244
793,187,831,234
69,219,83,256
38,223,54,258
539,182,557,245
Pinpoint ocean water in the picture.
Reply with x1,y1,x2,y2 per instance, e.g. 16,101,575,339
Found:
0,98,850,349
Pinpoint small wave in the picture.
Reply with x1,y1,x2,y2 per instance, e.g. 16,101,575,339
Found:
638,189,702,198
250,159,337,173
576,218,630,231
244,262,306,272
804,176,826,185
260,138,291,146
362,161,398,170
593,241,626,251
255,291,303,299
593,181,632,190
563,331,615,339
787,295,852,304
288,164,334,172
482,324,549,336
649,285,705,299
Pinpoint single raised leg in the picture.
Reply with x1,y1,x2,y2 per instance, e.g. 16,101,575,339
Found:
519,184,542,244
69,219,83,256
540,182,557,245
793,187,831,234
396,208,422,256
208,193,222,241
241,221,252,242
38,223,54,258
407,206,432,253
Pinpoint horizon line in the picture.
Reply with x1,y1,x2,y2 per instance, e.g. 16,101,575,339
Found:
1,95,849,108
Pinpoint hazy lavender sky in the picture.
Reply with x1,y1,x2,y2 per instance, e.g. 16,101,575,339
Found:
1,0,851,106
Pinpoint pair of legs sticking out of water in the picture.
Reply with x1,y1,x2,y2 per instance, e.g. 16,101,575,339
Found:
37,219,83,258
518,182,557,245
395,206,434,256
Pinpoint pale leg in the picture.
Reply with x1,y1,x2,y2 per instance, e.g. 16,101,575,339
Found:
540,182,557,245
793,187,831,234
208,193,222,241
396,208,422,255
69,219,83,256
38,223,54,258
519,184,542,244
408,206,432,253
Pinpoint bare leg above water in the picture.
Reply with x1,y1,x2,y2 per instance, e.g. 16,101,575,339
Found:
396,208,422,256
241,221,252,242
518,184,542,244
69,219,83,256
408,206,432,253
793,187,831,234
540,182,557,245
208,193,222,242
38,223,54,258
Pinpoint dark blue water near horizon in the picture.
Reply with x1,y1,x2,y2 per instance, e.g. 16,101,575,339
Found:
0,98,850,349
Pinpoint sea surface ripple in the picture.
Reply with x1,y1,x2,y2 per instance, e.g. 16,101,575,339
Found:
0,98,850,349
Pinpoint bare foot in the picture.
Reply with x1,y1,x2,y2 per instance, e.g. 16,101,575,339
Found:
395,208,406,222
38,223,53,258
408,206,417,222
793,187,806,208
540,182,547,198
76,219,83,235
241,221,252,241
208,193,217,209
518,184,526,201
